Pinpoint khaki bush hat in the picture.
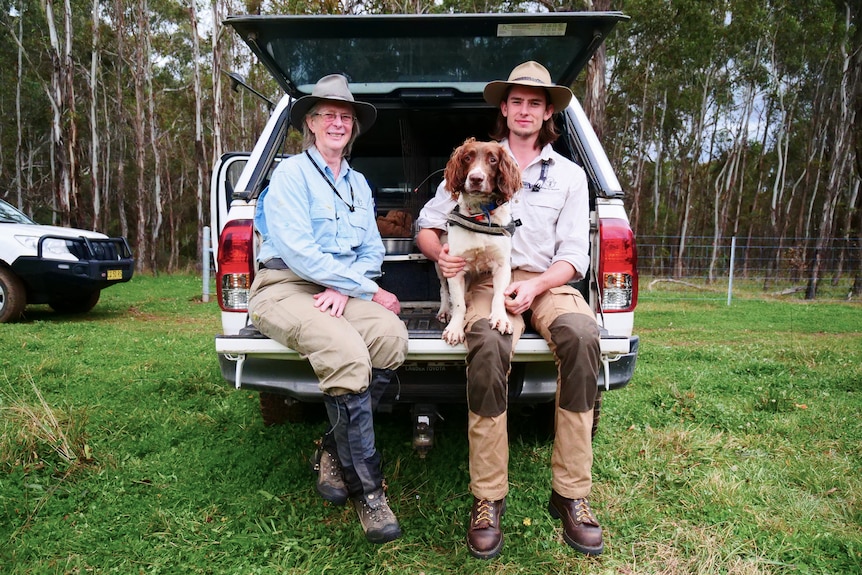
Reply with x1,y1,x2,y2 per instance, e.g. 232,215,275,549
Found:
483,61,573,112
289,74,377,131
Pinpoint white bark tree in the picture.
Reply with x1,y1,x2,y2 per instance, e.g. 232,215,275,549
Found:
89,0,102,230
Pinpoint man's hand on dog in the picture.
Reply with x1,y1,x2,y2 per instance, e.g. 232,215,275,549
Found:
437,244,466,278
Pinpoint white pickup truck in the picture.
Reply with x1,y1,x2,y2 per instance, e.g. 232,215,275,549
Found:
211,12,639,453
0,199,134,322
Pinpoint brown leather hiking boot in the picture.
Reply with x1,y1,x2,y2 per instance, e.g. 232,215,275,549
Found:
311,444,348,506
548,490,603,556
351,490,401,544
466,496,505,559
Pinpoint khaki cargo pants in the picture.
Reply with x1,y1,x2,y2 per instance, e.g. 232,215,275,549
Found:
463,269,601,501
248,268,408,395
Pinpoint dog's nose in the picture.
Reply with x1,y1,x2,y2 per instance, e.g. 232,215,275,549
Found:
468,173,486,187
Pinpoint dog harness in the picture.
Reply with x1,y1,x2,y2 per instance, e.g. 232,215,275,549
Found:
447,204,518,237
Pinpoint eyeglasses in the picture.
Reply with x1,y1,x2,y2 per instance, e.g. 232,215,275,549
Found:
312,112,355,125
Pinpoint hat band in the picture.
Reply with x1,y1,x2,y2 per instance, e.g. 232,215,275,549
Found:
512,75,549,85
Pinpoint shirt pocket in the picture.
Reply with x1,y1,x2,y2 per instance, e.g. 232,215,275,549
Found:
343,203,371,250
524,190,565,215
346,202,370,233
522,191,564,236
310,204,337,250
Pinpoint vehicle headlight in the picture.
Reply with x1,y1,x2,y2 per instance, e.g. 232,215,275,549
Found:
14,235,39,250
14,235,75,258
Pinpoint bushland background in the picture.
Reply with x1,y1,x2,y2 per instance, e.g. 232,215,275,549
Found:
0,1,860,299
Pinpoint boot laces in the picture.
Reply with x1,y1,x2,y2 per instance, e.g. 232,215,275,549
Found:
323,449,343,477
359,498,393,524
574,498,598,526
472,499,496,528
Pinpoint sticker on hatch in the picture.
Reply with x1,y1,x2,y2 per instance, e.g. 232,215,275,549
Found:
107,269,123,280
497,23,566,37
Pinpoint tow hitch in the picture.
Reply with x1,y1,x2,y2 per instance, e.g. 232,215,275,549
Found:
412,404,441,458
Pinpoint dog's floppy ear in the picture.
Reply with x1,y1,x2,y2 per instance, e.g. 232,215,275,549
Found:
495,147,522,200
444,137,477,199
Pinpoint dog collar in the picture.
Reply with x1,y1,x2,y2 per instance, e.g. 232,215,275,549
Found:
447,205,518,237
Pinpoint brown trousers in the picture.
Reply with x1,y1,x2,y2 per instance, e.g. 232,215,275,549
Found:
464,269,600,501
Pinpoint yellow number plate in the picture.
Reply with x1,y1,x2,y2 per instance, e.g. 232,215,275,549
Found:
107,269,123,280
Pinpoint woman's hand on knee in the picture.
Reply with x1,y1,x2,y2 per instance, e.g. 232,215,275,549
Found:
314,288,349,317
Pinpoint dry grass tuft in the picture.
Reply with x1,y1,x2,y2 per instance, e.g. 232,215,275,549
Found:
0,372,91,471
617,522,778,575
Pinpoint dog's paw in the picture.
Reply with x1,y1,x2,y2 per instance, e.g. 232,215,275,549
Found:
489,312,514,335
436,307,451,324
442,323,465,346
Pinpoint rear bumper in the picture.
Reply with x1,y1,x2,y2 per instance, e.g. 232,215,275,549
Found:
215,333,638,403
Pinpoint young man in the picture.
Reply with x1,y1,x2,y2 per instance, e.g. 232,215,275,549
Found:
416,61,603,559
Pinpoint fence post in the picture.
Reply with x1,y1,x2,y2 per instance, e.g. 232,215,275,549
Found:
202,226,211,303
727,235,736,306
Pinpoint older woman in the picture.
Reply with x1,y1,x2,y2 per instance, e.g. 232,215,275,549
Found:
248,74,407,544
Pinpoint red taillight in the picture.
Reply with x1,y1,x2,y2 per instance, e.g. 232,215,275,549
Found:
599,218,638,312
216,219,254,312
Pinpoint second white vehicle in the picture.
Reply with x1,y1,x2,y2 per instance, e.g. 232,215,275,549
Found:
0,199,134,323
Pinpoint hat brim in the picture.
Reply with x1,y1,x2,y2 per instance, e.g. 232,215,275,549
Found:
483,81,573,113
289,95,377,132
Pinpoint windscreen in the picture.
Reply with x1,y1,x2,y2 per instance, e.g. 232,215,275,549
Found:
227,13,626,96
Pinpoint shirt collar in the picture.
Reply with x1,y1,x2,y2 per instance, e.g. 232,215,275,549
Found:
307,145,351,182
500,138,554,171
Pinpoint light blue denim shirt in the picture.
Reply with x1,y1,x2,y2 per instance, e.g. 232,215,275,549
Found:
255,146,384,300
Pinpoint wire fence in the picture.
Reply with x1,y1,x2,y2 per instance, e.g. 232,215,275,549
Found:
636,236,862,303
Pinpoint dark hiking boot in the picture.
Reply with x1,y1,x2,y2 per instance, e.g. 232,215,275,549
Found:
311,442,348,506
351,489,401,544
466,496,505,559
548,490,603,556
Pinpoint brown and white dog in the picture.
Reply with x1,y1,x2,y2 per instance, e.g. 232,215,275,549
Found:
437,137,522,345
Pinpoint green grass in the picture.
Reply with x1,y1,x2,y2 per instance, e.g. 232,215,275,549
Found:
1,275,860,574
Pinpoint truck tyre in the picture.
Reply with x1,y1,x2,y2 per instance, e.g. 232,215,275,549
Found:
49,290,100,314
0,267,26,323
523,390,603,442
259,392,320,425
591,391,603,439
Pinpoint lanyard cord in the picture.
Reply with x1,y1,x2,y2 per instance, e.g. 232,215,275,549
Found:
305,150,355,212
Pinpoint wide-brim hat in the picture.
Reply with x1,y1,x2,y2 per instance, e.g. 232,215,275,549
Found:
289,74,377,132
483,61,573,112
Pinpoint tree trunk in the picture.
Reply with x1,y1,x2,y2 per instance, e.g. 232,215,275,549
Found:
190,2,208,266
850,0,862,181
112,0,128,239
653,90,667,233
146,7,163,274
807,4,856,299
14,0,24,210
211,0,224,165
62,0,79,226
89,0,101,230
133,0,149,271
676,71,713,279
44,0,70,226
583,0,610,141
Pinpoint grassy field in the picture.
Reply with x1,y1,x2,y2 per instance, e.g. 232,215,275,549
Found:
1,275,860,574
